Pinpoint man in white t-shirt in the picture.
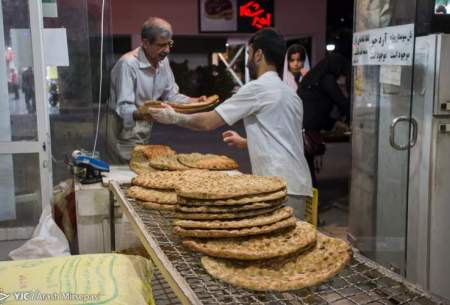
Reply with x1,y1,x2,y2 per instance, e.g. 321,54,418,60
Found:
148,28,312,218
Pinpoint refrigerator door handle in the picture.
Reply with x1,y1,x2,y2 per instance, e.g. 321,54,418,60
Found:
390,116,411,150
409,117,418,148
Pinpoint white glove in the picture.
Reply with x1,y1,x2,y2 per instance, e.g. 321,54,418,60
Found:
148,104,181,125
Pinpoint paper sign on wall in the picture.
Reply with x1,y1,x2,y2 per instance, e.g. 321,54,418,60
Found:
11,28,69,69
44,28,69,67
352,24,414,66
380,65,402,86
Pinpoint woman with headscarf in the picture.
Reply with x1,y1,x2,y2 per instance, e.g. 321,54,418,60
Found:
297,53,351,187
283,44,310,91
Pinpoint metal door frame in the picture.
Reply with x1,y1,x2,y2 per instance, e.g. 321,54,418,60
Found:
0,1,53,212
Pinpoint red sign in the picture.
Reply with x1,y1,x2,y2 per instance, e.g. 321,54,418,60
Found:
238,0,274,31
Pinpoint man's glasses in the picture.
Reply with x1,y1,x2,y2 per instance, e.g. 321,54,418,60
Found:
154,40,174,49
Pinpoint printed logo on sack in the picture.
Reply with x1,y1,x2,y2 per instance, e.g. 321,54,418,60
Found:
0,291,10,303
0,290,100,302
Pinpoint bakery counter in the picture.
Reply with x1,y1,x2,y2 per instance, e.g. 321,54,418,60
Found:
109,181,441,305
74,166,139,253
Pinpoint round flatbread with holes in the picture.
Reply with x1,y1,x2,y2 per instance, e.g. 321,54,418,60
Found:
135,200,177,211
201,233,352,291
149,155,191,171
132,170,226,190
129,150,156,175
139,95,220,114
133,144,176,160
172,207,293,229
173,205,282,220
127,186,177,204
170,95,219,109
178,189,287,206
176,175,287,199
173,217,296,238
177,197,286,213
183,221,316,260
177,153,239,170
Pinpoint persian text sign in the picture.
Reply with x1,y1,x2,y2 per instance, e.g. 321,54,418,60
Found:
352,24,414,66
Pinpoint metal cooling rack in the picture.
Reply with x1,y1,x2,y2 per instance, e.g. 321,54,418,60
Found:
152,268,182,305
109,181,445,305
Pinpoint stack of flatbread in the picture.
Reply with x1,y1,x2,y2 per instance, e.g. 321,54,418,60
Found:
129,145,239,172
147,152,239,171
173,174,297,239
139,94,220,114
126,167,352,291
129,144,176,175
169,174,352,291
128,170,227,211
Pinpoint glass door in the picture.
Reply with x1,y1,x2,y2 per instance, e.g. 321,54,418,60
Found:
0,0,52,256
349,0,418,275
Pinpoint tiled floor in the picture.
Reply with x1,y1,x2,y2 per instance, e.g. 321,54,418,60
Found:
316,142,351,239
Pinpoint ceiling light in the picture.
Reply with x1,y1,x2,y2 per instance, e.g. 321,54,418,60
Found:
326,44,336,51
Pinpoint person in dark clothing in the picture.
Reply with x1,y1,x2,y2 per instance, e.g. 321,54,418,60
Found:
436,4,447,14
21,67,35,113
9,68,19,100
297,53,350,187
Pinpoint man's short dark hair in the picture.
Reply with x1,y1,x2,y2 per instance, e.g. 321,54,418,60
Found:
248,27,287,76
141,17,172,43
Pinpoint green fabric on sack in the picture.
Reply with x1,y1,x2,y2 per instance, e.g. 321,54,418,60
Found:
0,254,155,305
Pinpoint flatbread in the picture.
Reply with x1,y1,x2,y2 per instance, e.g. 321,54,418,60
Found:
129,150,156,175
149,155,191,171
133,145,150,152
178,189,288,206
176,175,287,199
169,95,219,109
172,205,282,220
132,171,186,189
170,104,219,114
177,153,239,170
133,144,175,153
183,221,316,260
136,200,177,211
132,170,225,190
173,216,296,238
201,233,352,291
172,207,293,229
127,186,177,204
139,145,176,160
177,197,286,213
139,95,219,114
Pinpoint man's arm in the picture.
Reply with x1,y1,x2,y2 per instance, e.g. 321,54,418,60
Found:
111,60,145,126
321,74,350,120
152,80,259,131
148,105,225,131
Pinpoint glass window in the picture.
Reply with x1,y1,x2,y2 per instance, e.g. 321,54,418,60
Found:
1,0,38,141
